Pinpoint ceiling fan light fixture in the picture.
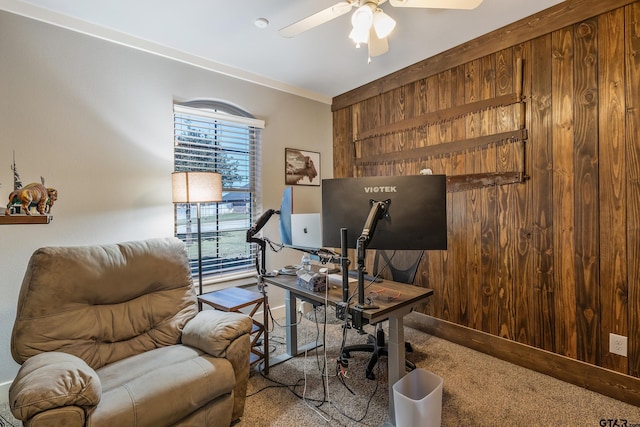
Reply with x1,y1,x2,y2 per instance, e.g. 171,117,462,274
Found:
368,26,389,58
350,3,375,46
349,25,369,46
351,3,374,30
373,9,396,39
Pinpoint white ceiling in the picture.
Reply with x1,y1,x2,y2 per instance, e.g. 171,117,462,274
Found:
2,0,566,103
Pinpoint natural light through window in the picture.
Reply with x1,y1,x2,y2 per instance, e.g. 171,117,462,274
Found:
173,102,264,280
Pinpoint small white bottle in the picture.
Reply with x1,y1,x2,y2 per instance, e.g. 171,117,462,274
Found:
301,253,311,271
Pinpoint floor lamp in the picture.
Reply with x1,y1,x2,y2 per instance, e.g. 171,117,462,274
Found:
172,171,223,296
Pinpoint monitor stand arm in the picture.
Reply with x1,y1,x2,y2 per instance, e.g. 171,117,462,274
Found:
355,199,390,312
336,200,389,328
246,209,280,284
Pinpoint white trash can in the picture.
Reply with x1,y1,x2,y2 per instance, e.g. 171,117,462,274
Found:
393,368,443,427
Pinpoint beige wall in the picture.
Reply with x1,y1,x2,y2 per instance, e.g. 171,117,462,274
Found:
0,10,332,388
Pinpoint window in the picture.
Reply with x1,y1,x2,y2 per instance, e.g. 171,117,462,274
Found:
173,101,264,281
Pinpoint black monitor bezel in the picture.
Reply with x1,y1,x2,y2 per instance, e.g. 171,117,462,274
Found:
321,174,447,251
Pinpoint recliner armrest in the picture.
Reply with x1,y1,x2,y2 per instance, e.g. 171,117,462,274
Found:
182,310,252,357
9,351,101,421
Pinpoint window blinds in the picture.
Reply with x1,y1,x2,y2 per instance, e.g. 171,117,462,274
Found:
173,104,263,278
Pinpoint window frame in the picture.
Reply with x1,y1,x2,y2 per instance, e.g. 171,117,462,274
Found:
173,101,264,283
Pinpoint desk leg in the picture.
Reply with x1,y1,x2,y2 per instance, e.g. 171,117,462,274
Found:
268,289,324,368
269,289,300,367
285,290,298,356
263,292,269,375
387,315,405,426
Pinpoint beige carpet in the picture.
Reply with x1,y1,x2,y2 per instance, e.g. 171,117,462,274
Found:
237,307,640,426
3,308,640,426
0,407,18,427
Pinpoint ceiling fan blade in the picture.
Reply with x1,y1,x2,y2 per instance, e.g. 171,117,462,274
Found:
279,1,355,38
389,0,483,9
368,27,389,57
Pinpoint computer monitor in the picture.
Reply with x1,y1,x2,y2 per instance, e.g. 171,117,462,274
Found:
279,187,293,246
321,175,447,251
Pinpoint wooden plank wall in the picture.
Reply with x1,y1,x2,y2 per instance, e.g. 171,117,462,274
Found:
331,0,640,377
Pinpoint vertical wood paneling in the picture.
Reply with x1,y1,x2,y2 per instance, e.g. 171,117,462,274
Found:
351,103,362,177
552,26,578,359
573,18,600,365
330,2,640,380
409,78,434,314
598,8,628,373
496,48,516,340
514,44,534,346
424,74,445,317
451,65,469,326
384,87,406,161
439,70,455,322
332,107,353,178
415,79,429,152
358,96,384,177
530,34,556,352
465,59,484,330
626,1,640,377
480,55,499,335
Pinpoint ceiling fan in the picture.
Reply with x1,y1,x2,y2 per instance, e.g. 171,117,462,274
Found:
279,0,483,60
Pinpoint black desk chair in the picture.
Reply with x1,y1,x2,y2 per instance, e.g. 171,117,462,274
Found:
342,249,424,380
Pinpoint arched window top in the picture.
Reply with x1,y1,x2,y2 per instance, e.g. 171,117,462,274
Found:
175,100,265,129
176,100,256,120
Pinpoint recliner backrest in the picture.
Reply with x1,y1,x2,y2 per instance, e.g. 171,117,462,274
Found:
11,237,198,370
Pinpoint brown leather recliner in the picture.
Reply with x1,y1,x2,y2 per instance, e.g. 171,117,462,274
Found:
9,237,252,427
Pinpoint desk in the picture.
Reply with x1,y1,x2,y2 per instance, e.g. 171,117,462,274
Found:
262,273,433,426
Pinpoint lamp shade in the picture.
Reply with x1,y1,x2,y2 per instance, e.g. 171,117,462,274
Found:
172,172,222,203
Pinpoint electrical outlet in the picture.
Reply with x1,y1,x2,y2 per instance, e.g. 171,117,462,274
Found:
609,333,628,357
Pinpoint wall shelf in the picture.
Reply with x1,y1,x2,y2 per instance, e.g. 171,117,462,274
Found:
0,214,53,225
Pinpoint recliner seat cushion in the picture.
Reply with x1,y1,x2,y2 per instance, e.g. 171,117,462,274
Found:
90,345,235,427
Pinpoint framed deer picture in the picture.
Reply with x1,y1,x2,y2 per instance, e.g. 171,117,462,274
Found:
285,148,320,186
